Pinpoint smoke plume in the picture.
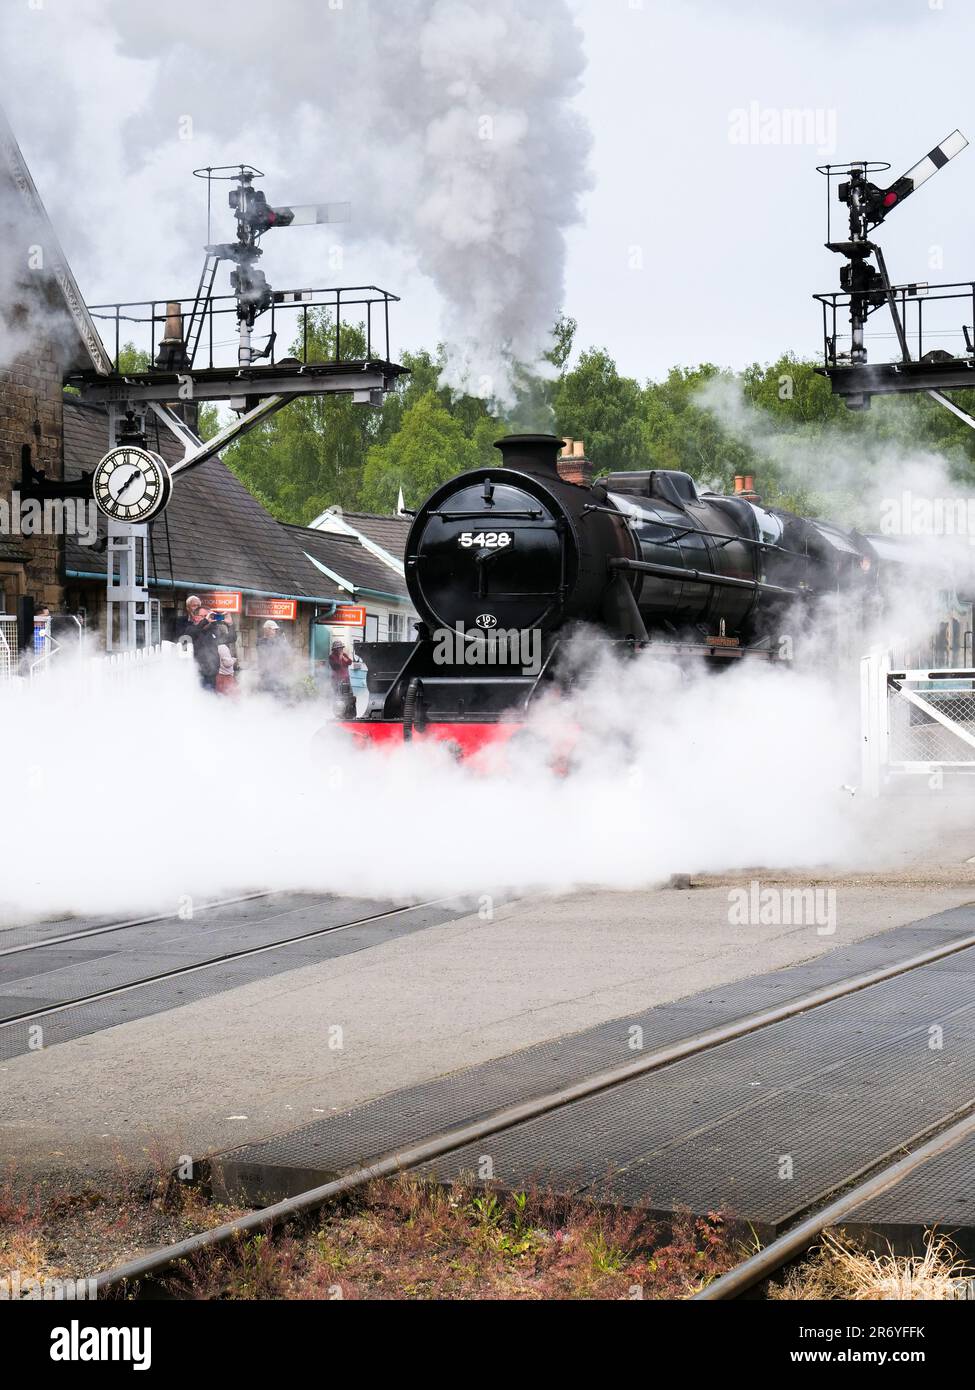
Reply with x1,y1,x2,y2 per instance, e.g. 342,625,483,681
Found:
0,0,592,405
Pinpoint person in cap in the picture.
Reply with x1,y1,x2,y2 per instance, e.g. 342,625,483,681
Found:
256,618,290,698
327,639,355,716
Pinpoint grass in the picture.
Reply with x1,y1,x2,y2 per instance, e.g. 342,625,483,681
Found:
18,1161,966,1301
771,1229,974,1300
0,1158,246,1286
167,1178,741,1300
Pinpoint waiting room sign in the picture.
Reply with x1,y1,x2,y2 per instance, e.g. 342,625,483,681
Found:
245,598,298,621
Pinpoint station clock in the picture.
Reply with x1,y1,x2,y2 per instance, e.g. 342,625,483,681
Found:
92,446,172,523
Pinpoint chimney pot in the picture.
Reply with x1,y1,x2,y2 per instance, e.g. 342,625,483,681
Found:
163,302,184,343
734,475,744,493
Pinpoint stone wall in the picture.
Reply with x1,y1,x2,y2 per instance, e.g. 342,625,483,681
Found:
0,318,70,612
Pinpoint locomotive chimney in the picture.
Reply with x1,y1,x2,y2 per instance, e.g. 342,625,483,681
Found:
494,434,564,477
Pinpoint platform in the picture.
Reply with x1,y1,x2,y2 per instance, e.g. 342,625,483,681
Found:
5,878,972,1178
211,905,975,1255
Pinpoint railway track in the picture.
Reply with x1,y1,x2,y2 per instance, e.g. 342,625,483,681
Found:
694,1111,975,1299
0,891,276,959
94,923,975,1298
0,893,457,1032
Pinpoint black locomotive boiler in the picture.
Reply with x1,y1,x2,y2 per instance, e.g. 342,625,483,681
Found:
345,434,875,751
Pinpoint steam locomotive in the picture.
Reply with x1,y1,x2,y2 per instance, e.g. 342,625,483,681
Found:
344,433,876,753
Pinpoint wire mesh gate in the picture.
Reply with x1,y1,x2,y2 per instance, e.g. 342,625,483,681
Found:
0,615,18,681
861,648,975,794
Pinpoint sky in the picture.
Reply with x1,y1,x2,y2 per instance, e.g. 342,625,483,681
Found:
1,0,974,390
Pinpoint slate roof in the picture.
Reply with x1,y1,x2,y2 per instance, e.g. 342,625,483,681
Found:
337,511,411,561
288,526,410,600
63,397,346,603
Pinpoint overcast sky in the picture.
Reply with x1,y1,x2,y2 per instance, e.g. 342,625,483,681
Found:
3,0,974,387
568,0,975,379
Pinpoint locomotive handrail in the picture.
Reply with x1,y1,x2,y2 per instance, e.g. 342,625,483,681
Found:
424,508,545,520
582,503,803,558
609,556,809,599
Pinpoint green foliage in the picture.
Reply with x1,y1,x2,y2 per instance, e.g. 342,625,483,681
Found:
204,305,975,525
641,363,754,486
196,403,221,441
116,341,151,373
361,390,477,511
223,310,376,520
553,346,647,471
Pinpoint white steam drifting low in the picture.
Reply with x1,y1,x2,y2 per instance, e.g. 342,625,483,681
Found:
0,0,591,404
1,647,871,922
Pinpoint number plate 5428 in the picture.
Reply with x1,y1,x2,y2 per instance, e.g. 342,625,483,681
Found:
457,531,513,549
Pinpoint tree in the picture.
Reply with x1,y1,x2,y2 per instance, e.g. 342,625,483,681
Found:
223,311,376,520
640,363,757,489
552,347,648,471
360,391,478,511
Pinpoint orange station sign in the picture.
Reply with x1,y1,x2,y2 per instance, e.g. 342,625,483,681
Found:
201,591,242,614
328,605,366,627
244,598,298,621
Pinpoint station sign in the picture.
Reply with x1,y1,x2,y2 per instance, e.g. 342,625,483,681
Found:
201,591,242,613
245,598,297,621
328,605,366,626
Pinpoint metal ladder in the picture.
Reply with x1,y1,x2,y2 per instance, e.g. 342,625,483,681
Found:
184,253,220,368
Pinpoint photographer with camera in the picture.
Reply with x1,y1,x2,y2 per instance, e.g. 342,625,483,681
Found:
175,595,223,692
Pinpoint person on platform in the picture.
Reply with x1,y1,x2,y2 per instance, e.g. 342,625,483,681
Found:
176,595,221,691
256,619,291,698
328,639,355,716
215,643,238,696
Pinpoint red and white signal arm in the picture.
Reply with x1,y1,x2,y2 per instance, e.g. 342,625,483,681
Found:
330,605,366,626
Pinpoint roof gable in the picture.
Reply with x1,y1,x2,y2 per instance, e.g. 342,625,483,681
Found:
63,397,346,603
288,526,410,600
0,105,112,376
307,505,410,574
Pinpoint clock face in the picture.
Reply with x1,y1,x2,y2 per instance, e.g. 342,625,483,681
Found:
93,447,172,523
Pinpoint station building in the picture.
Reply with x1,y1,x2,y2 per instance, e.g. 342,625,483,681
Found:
0,109,415,679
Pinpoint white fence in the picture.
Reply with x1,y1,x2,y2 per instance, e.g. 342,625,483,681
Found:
861,648,975,794
101,640,192,682
0,633,192,686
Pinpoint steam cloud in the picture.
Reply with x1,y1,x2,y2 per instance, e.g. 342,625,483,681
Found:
0,0,591,404
0,646,889,921
697,376,975,651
